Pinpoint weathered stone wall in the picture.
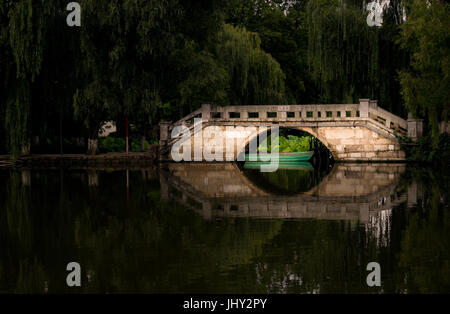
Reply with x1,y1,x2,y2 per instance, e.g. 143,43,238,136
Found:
168,123,405,161
314,126,405,160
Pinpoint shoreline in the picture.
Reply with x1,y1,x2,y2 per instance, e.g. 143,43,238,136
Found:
0,151,158,168
0,153,433,170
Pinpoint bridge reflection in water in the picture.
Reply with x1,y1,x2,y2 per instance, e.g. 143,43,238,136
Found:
160,163,419,224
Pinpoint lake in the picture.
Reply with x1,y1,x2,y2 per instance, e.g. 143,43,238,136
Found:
0,162,448,293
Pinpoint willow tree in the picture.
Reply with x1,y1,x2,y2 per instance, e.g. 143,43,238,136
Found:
74,0,228,154
0,0,50,158
74,0,128,154
0,2,10,155
215,24,286,106
307,0,381,103
167,22,287,119
306,0,407,112
398,0,450,145
224,0,313,104
73,0,184,154
174,43,229,113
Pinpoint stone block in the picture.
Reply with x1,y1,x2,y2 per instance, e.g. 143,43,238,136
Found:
324,128,355,139
374,145,388,151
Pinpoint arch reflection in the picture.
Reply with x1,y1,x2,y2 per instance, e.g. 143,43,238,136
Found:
160,163,408,223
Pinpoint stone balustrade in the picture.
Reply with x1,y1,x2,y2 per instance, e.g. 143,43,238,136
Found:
160,99,424,161
197,99,408,136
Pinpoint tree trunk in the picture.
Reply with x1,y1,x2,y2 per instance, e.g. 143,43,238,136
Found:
21,141,31,156
87,138,98,155
87,125,99,155
141,135,146,152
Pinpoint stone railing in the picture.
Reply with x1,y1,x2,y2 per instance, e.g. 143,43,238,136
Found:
160,99,422,147
172,107,203,127
205,103,361,122
200,99,408,135
365,99,408,135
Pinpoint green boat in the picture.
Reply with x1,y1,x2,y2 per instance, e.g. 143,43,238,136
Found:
245,151,314,162
244,161,314,171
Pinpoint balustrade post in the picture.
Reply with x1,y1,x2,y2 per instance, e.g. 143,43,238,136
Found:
385,118,391,129
407,113,423,141
359,99,370,118
201,103,211,122
159,121,171,146
369,100,378,109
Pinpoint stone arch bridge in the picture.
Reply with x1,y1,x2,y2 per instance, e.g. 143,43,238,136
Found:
160,99,423,161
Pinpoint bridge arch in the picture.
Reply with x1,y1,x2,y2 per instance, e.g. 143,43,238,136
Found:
240,125,336,160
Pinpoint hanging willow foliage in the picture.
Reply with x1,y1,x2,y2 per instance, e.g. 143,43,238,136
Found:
8,0,46,81
5,80,31,157
215,24,286,106
1,0,50,158
307,0,381,104
73,0,184,146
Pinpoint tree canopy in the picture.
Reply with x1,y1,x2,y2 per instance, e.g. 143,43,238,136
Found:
398,0,450,144
0,0,448,156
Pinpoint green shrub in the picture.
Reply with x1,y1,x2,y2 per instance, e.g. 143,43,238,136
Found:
99,137,150,153
258,135,311,153
131,138,150,152
99,137,125,152
401,133,450,164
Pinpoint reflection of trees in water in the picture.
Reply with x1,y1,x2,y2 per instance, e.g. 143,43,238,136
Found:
0,171,48,293
0,166,448,293
240,220,381,293
0,170,282,293
72,199,283,293
4,172,32,251
243,168,450,294
397,168,450,293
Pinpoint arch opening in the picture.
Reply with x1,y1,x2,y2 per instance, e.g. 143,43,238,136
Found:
241,127,335,165
237,127,335,195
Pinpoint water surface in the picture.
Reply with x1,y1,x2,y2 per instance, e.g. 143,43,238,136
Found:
0,162,448,293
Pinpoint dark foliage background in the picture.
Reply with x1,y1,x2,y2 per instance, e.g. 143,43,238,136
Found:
0,0,448,158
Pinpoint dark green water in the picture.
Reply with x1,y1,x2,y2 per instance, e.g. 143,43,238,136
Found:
0,163,448,294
